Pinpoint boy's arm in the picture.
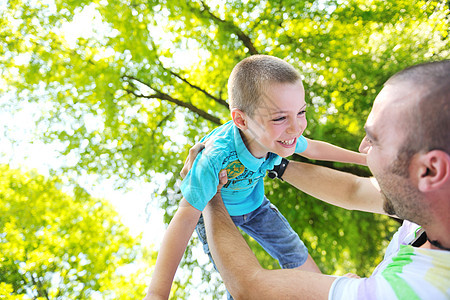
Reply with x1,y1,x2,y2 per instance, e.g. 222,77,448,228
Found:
301,138,367,166
144,198,201,300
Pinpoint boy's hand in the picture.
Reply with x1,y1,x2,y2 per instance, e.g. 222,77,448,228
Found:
180,142,206,178
143,294,166,300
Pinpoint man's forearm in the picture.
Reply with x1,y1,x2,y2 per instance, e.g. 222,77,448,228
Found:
203,192,335,299
283,160,385,214
202,193,261,297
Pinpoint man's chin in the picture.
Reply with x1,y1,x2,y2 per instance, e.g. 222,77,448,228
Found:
382,196,397,216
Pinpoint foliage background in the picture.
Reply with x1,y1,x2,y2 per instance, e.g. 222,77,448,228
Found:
1,0,449,298
0,164,152,299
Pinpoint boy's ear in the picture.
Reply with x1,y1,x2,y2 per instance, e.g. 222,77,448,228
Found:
231,108,248,130
416,150,450,192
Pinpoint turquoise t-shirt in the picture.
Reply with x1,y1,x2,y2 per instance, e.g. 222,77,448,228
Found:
180,120,307,216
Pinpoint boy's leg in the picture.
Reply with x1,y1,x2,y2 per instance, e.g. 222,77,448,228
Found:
195,215,215,267
238,197,320,273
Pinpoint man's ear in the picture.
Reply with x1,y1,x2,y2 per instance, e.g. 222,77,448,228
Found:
231,108,248,130
417,150,450,192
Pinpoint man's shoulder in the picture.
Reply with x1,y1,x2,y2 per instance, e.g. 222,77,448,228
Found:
330,245,450,300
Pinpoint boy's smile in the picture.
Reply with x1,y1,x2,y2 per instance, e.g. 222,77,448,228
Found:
279,138,297,146
238,80,307,159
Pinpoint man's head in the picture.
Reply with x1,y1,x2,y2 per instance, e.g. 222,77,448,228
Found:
228,55,307,159
359,60,450,225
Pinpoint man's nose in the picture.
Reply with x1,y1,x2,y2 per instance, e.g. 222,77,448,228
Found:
359,137,369,153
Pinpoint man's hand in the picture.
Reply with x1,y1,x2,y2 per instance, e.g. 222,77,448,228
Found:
217,170,228,191
180,142,206,179
204,170,229,222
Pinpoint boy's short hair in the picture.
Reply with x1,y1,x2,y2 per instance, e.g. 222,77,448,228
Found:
228,55,302,117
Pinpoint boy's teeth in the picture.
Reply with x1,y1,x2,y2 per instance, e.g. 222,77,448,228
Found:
280,139,295,145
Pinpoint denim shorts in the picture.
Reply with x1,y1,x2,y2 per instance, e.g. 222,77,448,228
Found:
195,197,308,270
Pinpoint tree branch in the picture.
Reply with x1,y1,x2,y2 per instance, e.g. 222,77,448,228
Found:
197,1,259,55
122,75,222,125
152,54,229,109
150,110,175,141
166,66,229,108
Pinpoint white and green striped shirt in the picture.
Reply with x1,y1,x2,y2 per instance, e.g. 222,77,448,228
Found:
329,220,450,299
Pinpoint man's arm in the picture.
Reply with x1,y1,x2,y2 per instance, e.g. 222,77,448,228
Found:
144,199,201,300
283,160,388,215
181,143,386,215
203,172,336,299
301,138,367,166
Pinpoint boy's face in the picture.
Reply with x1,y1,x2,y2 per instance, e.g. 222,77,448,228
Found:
244,81,307,158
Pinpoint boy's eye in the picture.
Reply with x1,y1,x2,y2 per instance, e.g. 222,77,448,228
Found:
272,116,286,122
298,110,306,116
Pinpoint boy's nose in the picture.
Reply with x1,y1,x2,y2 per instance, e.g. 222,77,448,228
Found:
287,118,303,134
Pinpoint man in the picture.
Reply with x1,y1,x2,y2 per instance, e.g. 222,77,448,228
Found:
183,60,450,299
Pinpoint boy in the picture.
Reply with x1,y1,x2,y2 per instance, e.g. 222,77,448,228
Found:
144,55,366,299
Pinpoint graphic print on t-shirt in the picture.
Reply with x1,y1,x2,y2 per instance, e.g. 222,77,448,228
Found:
226,160,245,179
223,158,263,190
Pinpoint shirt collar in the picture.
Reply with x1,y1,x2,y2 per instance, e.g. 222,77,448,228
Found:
233,123,266,172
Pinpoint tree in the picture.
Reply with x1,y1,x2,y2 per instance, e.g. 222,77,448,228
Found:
0,164,152,299
1,0,449,298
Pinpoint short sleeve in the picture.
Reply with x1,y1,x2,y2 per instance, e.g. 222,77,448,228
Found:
328,277,359,300
180,148,221,211
295,135,308,153
328,273,421,300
